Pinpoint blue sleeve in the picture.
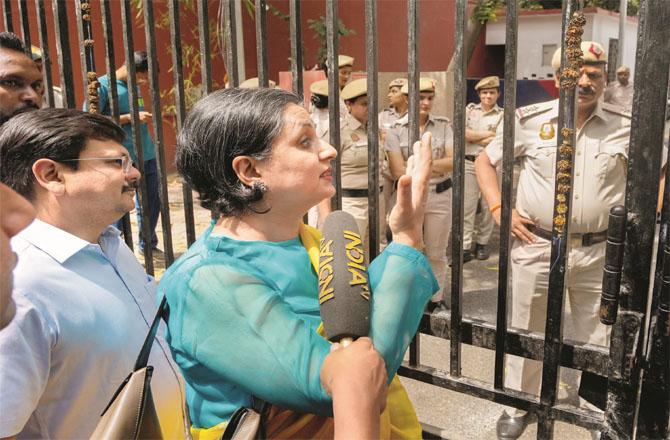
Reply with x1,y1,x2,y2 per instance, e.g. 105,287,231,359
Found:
166,261,334,416
368,242,438,380
89,80,110,115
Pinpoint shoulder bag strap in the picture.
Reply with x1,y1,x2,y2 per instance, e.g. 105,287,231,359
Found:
134,295,169,370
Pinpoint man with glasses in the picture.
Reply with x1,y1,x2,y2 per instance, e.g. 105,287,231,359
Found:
0,108,187,439
0,32,43,126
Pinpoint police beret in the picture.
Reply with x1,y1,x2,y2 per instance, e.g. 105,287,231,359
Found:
400,77,435,94
551,41,607,70
239,77,277,89
475,76,500,91
388,78,407,89
338,55,354,68
341,78,367,101
616,65,630,74
310,79,329,96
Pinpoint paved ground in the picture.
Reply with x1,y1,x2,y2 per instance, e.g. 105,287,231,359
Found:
129,173,595,440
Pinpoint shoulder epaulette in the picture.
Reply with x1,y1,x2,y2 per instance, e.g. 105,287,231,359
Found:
431,115,450,123
515,100,554,121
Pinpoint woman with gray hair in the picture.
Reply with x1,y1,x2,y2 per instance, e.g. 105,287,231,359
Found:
160,87,439,439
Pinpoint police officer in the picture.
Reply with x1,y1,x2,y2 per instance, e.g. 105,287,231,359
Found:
463,76,503,262
604,65,634,111
379,78,408,242
238,77,277,89
308,79,331,228
475,42,632,439
337,55,354,117
386,78,453,311
339,78,385,249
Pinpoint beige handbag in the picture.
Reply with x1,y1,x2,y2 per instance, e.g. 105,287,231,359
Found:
90,298,168,439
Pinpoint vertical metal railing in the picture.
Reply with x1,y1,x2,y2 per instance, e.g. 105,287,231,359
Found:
538,2,582,437
169,0,196,247
255,0,268,88
289,0,303,100
100,0,133,250
120,0,154,274
74,0,94,111
3,0,13,32
143,0,175,267
326,0,341,210
449,0,467,379
34,0,54,107
198,0,212,95
17,0,29,49
52,0,75,108
365,0,379,260
407,0,420,367
603,0,670,437
494,0,518,392
223,0,239,88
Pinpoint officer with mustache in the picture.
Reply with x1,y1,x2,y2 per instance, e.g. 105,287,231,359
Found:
476,41,642,439
0,32,43,126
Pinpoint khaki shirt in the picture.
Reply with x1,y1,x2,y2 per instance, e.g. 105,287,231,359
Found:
385,113,453,184
310,107,330,141
485,99,631,233
604,81,634,111
340,114,385,189
465,102,503,155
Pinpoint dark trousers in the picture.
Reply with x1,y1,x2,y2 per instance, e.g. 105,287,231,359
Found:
116,158,160,250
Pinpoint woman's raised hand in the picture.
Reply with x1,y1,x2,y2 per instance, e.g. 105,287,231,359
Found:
388,131,432,250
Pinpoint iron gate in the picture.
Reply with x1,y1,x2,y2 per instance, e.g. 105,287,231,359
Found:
2,0,669,438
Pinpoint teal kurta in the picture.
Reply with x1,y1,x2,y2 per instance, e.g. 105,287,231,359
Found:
159,224,438,429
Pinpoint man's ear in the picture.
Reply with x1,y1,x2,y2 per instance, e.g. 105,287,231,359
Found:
231,156,262,187
32,159,66,196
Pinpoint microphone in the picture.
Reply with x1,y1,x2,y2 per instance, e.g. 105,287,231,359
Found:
318,210,371,347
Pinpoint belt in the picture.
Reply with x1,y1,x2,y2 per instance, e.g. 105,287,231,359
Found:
435,178,452,194
527,224,608,247
465,154,477,162
341,187,384,198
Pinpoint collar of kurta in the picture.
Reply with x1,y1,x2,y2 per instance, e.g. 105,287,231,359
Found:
15,218,120,264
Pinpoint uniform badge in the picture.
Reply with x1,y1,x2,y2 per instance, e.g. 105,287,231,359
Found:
539,122,555,140
351,133,359,141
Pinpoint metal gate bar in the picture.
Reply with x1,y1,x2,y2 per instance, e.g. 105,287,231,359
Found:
169,0,196,247
74,0,93,110
538,1,583,437
197,0,212,95
120,0,154,274
603,0,670,437
326,0,341,210
288,0,302,99
449,0,467,379
34,0,54,108
365,0,379,260
494,0,517,391
99,0,133,250
3,0,13,32
17,0,29,50
407,0,420,367
223,0,239,88
52,0,75,108
143,0,175,267
254,0,268,88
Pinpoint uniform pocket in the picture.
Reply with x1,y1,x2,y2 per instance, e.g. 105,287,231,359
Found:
528,146,556,180
595,141,627,178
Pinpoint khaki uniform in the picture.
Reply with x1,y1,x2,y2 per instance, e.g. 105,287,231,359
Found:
378,108,406,240
485,99,631,397
340,113,385,249
604,81,634,111
464,102,503,250
386,114,453,299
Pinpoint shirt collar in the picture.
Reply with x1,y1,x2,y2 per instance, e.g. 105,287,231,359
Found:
346,113,365,131
16,219,121,264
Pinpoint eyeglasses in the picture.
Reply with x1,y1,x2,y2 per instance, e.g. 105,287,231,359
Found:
59,156,134,174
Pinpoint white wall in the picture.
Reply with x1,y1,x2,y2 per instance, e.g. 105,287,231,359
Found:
486,10,638,81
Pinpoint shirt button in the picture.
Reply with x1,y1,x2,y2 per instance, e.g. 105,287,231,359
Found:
576,171,581,176
573,216,578,222
575,194,580,199
577,150,582,156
